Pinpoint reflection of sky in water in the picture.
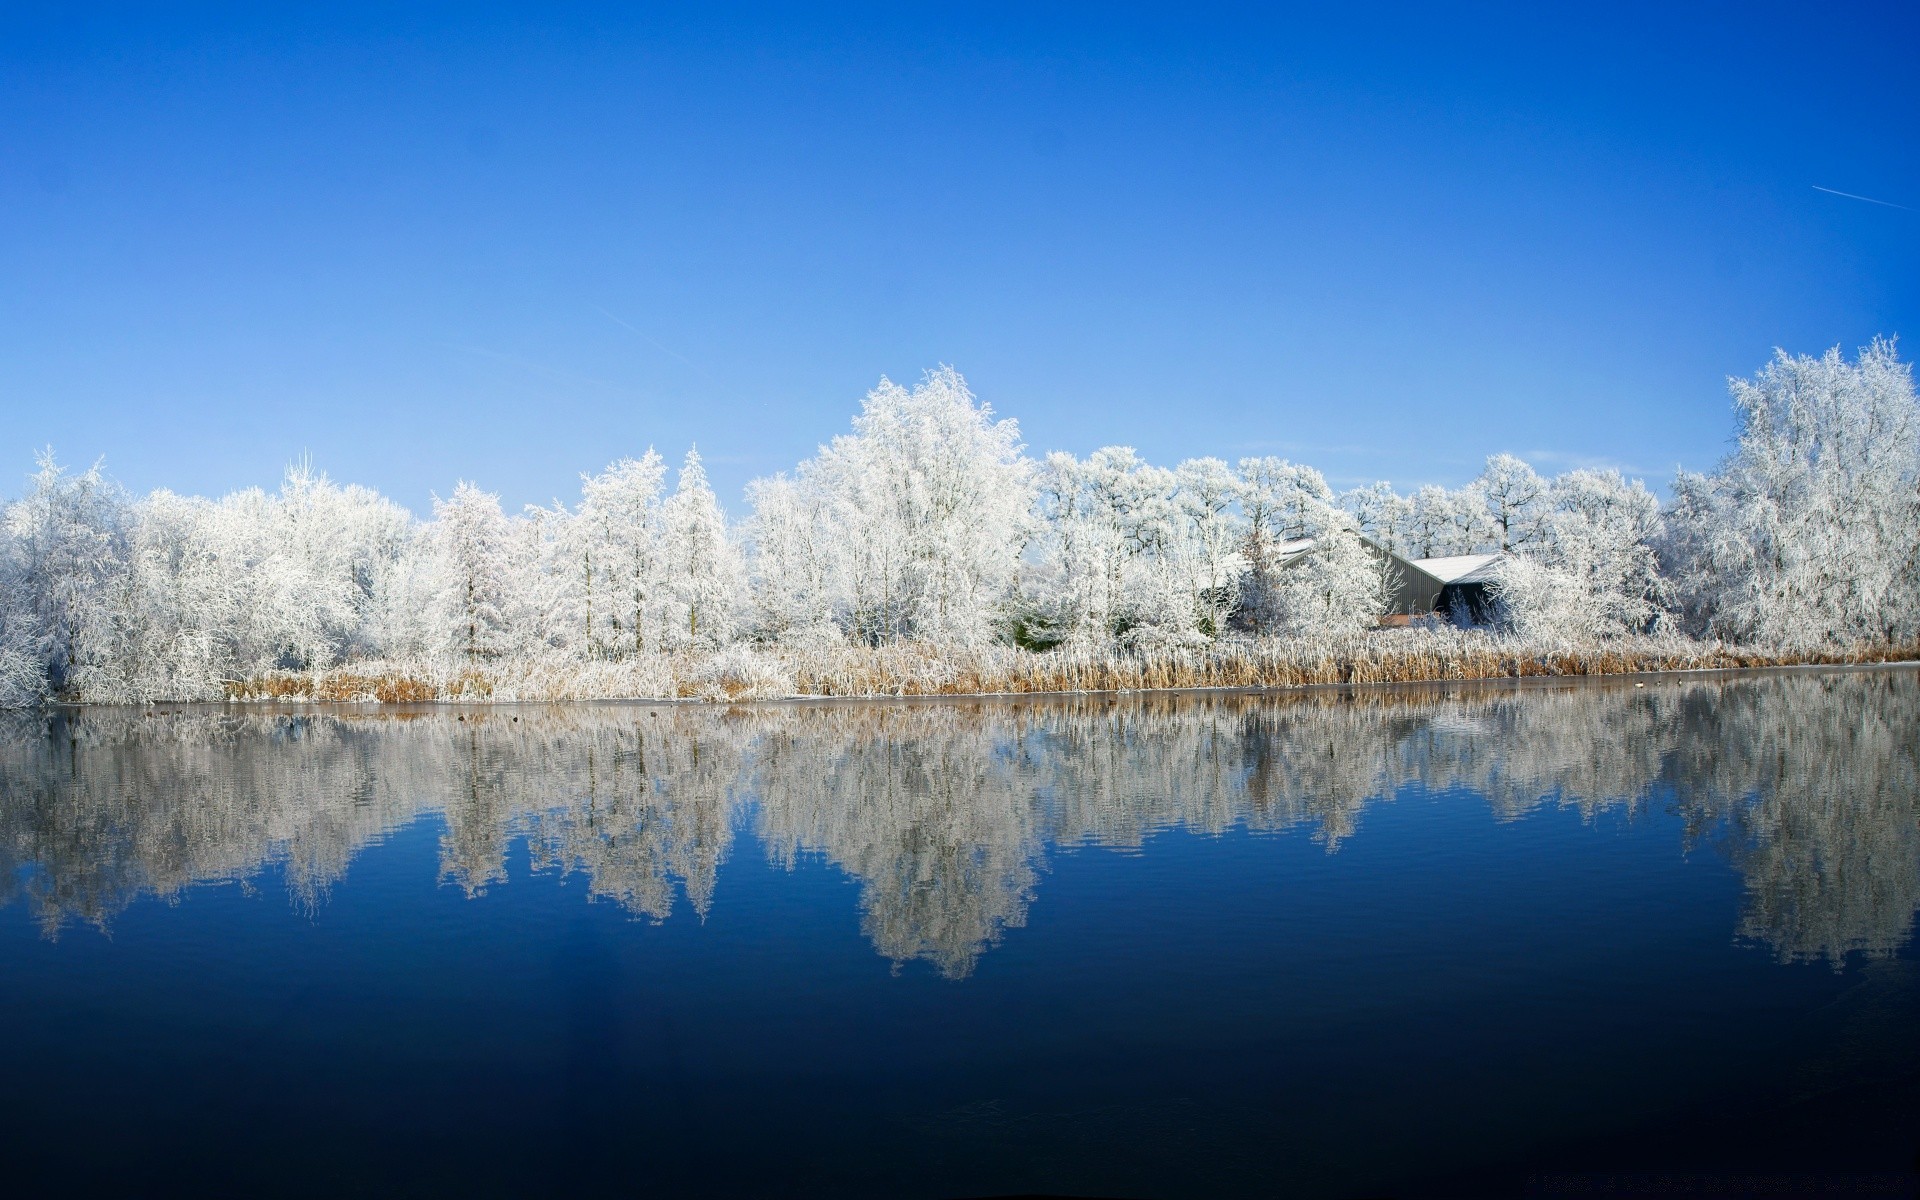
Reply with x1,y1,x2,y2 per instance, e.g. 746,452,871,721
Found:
1,669,1918,1195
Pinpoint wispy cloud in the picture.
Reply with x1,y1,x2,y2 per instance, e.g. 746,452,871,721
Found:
1231,438,1477,467
595,305,716,382
1522,449,1660,479
1233,438,1375,457
1812,185,1911,211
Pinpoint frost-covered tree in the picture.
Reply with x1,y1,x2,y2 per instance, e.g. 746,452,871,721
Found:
1173,457,1245,636
1662,339,1920,648
259,463,414,670
775,367,1031,646
570,452,666,658
660,449,742,648
1546,469,1663,628
1264,527,1391,637
1488,468,1662,639
742,472,838,643
194,464,418,678
0,515,46,705
1473,453,1549,553
1237,518,1389,639
431,482,514,664
756,366,1036,645
1233,458,1342,635
1401,484,1459,559
101,490,236,699
1028,447,1186,643
1237,457,1334,544
2,452,131,697
1339,482,1412,556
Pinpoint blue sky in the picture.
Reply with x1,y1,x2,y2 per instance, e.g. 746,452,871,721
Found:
2,3,1915,514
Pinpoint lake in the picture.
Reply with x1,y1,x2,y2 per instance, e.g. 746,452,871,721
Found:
2,668,1918,1197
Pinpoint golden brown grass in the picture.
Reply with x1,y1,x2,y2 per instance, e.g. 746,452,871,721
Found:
225,670,440,703
217,632,1920,705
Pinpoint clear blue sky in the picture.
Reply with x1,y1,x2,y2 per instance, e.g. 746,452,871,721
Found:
2,3,1915,514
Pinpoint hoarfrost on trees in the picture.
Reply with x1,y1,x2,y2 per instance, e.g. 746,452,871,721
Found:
1,343,1915,705
431,482,516,665
1661,339,1920,648
660,449,744,649
780,367,1031,647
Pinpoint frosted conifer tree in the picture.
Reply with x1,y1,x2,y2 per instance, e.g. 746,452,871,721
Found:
660,449,742,648
431,482,514,664
572,452,667,658
742,472,838,643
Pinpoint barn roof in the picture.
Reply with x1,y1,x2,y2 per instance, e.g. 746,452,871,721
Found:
1410,552,1503,584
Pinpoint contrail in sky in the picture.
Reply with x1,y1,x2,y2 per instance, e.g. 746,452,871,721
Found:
1812,185,1911,211
594,305,715,380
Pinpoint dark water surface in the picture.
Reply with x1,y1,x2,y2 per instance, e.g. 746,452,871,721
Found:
3,668,1919,1198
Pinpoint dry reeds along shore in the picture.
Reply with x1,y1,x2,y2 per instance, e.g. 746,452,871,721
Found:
219,630,1920,704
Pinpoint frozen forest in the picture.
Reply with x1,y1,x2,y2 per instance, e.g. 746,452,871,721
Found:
1,341,1916,705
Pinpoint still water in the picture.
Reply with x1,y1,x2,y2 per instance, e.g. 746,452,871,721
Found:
3,668,1918,1197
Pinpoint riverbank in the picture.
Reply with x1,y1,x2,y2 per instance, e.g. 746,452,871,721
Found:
211,631,1920,705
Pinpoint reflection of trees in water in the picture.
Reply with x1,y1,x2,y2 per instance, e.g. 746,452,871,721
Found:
752,704,1042,977
522,709,742,921
1,668,1916,973
1665,672,1920,965
0,711,444,933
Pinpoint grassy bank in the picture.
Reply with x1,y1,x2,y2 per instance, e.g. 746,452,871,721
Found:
216,631,1920,705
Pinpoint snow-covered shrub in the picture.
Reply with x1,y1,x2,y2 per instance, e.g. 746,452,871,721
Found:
682,644,794,701
1486,557,1597,643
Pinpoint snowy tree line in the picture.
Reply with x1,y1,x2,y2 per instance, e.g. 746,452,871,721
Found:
1,344,1916,704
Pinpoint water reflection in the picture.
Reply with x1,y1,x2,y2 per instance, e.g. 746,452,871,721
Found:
2,669,1916,976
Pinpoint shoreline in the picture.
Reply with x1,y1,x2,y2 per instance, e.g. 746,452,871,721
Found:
39,653,1920,716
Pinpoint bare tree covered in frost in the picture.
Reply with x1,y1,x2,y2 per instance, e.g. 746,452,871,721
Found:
1402,484,1462,559
96,490,235,700
3,453,130,696
1026,447,1189,645
776,367,1030,646
231,463,417,671
1473,453,1550,553
1173,457,1246,637
1233,458,1386,636
1338,481,1412,555
1662,339,1920,648
741,472,839,644
1489,468,1664,639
